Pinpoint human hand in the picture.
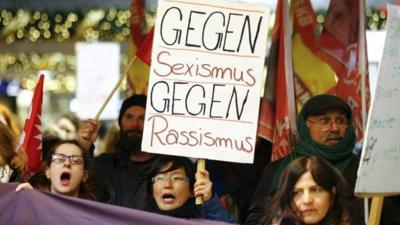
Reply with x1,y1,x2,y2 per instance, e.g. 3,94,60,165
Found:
15,182,34,192
194,169,213,202
77,119,98,151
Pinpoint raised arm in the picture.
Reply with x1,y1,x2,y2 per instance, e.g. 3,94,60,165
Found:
77,119,98,152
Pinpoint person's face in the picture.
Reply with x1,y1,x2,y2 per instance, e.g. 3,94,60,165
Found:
120,106,145,132
152,164,192,211
324,0,351,46
45,143,87,197
293,171,334,225
119,106,145,152
306,109,348,145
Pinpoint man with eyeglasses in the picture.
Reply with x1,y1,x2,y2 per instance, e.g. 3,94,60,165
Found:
244,94,360,225
78,94,160,209
245,94,400,225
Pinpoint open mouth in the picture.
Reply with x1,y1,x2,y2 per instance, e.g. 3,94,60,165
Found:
162,193,176,203
60,172,71,185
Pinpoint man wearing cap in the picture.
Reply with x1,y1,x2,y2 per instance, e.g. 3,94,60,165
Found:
78,94,159,209
245,94,362,225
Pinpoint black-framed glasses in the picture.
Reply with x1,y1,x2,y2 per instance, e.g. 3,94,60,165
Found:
51,153,84,166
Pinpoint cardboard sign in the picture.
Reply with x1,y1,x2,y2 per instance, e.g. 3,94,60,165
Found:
142,0,270,163
355,5,400,196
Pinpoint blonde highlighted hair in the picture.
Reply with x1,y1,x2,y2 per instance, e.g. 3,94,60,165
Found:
0,104,20,141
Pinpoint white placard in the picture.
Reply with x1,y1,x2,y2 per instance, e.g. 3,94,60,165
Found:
75,42,120,120
355,5,400,195
142,0,270,163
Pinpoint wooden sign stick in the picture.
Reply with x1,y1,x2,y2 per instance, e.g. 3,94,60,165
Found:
94,55,137,120
368,196,384,225
195,158,205,205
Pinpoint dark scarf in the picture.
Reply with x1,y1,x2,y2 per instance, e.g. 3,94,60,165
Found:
270,106,355,194
145,197,199,219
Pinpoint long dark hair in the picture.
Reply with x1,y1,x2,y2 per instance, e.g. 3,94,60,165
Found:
46,140,95,200
261,156,351,225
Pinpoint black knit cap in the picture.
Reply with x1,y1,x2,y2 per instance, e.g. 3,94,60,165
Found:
301,94,352,120
118,94,147,126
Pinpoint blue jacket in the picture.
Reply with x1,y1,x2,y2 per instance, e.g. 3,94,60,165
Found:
199,193,236,223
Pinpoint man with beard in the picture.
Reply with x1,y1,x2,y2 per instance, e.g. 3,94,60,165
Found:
245,94,366,225
78,94,159,209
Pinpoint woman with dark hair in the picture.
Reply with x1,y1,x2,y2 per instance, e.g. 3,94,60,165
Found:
16,140,95,200
261,156,351,225
145,155,235,223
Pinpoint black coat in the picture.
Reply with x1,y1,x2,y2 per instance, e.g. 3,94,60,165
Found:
88,150,159,209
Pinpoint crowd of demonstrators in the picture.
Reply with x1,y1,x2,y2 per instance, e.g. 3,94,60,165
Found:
245,94,400,225
78,94,160,209
5,92,400,224
16,140,95,200
261,156,352,225
145,155,235,223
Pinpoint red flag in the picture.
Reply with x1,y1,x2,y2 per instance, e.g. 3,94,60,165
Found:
130,0,146,47
20,75,44,177
292,0,370,140
259,0,296,161
136,27,154,65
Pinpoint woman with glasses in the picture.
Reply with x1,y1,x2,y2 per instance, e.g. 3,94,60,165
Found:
145,155,235,223
16,140,95,200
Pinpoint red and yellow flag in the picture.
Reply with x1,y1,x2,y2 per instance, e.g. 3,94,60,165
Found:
128,0,151,94
260,0,370,160
136,27,154,65
292,0,370,141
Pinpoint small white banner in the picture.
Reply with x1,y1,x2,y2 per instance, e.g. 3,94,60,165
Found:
75,42,120,120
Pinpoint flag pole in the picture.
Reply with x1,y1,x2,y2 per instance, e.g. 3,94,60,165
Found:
94,55,137,120
359,1,370,224
283,0,297,136
359,0,367,133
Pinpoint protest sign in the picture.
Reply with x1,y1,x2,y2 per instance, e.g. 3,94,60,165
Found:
142,0,269,163
355,5,400,196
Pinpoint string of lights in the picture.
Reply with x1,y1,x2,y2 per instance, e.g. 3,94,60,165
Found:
0,7,387,93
